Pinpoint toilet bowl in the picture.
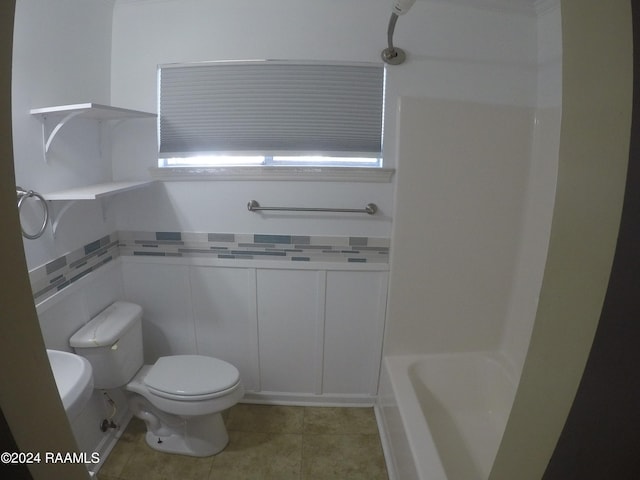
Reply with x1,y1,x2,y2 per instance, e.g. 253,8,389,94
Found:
70,301,244,456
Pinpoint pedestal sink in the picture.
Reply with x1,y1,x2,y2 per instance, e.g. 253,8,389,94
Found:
46,349,94,421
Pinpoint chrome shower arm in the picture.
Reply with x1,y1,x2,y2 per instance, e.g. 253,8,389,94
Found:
382,0,416,65
381,13,407,65
387,13,399,53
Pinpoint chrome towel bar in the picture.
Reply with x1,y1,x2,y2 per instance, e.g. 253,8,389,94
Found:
247,200,377,215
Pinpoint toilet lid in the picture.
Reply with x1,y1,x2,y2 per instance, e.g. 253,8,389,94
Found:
144,355,240,397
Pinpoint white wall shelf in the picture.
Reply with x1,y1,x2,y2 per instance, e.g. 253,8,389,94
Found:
29,103,157,236
43,180,155,201
44,180,155,235
30,103,156,163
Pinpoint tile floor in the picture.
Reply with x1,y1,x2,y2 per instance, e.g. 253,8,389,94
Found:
97,404,389,480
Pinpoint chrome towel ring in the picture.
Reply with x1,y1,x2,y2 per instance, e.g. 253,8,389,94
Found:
16,186,49,239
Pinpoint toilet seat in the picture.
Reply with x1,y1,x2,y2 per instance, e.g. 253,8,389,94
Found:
144,355,240,401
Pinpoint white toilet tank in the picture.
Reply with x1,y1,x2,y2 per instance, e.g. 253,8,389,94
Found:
70,301,144,389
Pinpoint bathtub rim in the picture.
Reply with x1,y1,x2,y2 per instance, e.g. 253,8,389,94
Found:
379,354,448,480
377,352,518,480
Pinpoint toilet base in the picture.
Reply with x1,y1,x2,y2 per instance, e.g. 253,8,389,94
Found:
142,412,229,457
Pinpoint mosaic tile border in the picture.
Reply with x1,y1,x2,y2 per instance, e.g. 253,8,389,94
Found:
29,231,390,302
29,233,119,303
118,231,390,264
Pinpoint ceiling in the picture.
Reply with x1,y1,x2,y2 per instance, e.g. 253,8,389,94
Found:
112,0,558,16
422,0,557,15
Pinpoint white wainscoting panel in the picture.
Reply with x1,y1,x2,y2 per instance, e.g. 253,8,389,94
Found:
190,266,260,392
323,270,389,396
118,256,389,404
121,261,197,362
256,269,323,394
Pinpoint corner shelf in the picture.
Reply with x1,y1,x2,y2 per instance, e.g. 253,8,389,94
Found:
30,103,157,163
44,180,155,235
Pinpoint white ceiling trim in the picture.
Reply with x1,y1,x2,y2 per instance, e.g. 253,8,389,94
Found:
113,0,561,16
423,0,559,16
534,0,561,15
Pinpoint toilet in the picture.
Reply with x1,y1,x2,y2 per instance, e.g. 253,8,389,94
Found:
69,301,243,457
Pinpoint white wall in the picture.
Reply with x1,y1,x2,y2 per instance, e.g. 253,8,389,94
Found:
12,0,539,263
109,0,537,237
536,1,563,108
12,0,115,270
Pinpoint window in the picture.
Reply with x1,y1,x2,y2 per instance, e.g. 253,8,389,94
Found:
158,61,385,169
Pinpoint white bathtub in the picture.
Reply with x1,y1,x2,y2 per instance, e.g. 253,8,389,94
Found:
376,353,517,480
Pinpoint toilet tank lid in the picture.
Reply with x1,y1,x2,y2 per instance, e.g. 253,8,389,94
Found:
70,301,142,348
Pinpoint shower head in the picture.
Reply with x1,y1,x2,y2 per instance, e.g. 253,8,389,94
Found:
392,0,417,16
382,0,417,65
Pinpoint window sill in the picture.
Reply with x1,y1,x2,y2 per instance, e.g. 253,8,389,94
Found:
149,166,395,183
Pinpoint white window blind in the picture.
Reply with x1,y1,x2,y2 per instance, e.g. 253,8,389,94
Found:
158,61,384,161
